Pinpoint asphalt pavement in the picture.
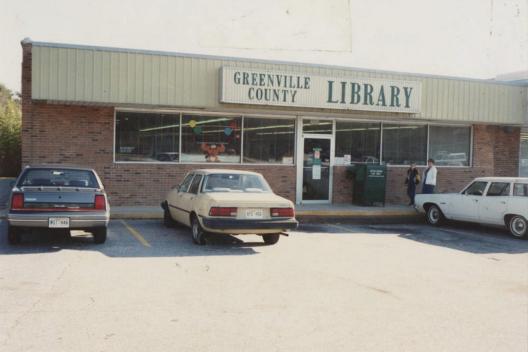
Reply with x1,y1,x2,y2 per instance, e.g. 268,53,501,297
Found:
0,220,527,352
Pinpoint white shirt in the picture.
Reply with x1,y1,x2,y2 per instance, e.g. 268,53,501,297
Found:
424,166,437,186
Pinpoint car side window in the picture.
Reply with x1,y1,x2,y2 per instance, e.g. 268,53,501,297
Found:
463,181,488,196
178,174,194,193
188,175,203,194
486,182,510,196
513,183,528,197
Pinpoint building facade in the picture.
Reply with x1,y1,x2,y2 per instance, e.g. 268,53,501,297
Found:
20,40,528,206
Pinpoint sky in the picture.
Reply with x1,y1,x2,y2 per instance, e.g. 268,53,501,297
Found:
0,0,527,93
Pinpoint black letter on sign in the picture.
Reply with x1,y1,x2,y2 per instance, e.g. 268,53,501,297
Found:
327,81,339,103
363,84,374,105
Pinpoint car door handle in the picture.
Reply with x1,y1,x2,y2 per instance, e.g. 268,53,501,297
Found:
473,199,479,202
500,201,506,204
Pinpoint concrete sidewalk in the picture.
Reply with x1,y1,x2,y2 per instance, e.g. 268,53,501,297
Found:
0,203,419,221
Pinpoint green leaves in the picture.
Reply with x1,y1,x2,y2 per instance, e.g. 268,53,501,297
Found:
0,84,21,177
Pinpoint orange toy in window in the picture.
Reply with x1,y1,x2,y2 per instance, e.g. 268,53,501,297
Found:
201,143,225,162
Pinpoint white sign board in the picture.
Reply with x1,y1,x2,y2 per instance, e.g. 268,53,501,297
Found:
220,67,422,113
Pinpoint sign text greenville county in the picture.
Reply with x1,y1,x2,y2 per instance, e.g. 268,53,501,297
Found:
220,67,422,113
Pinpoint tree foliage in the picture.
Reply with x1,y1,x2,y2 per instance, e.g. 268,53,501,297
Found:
0,84,21,177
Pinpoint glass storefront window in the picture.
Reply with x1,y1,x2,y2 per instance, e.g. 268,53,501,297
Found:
335,121,380,164
243,117,295,164
181,115,241,163
115,111,180,162
429,126,471,166
520,128,528,177
382,124,427,165
303,119,333,134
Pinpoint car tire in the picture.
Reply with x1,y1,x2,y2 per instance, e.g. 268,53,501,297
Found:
93,227,107,244
262,234,280,245
191,216,207,245
426,205,444,226
509,215,528,239
163,207,177,228
7,225,21,245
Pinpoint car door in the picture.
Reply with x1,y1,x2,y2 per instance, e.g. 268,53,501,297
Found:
479,182,511,225
178,174,203,226
169,173,195,224
449,181,489,222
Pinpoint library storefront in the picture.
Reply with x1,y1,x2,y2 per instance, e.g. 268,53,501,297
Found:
20,40,527,206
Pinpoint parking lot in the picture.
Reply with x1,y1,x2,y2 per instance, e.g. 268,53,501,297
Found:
0,219,527,352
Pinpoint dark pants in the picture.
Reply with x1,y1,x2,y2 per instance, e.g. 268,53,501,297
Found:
407,182,416,205
422,184,435,194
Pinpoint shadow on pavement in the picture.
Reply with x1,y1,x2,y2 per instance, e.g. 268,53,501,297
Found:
299,221,528,255
392,222,528,255
0,220,263,257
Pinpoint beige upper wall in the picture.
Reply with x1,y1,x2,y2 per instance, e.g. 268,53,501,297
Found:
29,42,527,125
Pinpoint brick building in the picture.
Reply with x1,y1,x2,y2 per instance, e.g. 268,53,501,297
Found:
20,39,528,206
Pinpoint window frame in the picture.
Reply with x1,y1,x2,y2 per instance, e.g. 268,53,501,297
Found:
381,121,429,166
178,173,195,193
113,108,473,169
513,183,528,197
188,174,203,194
485,182,511,197
427,123,473,168
462,181,489,196
241,115,297,165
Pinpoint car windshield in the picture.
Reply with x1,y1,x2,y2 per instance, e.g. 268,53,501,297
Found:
202,173,271,193
18,168,99,188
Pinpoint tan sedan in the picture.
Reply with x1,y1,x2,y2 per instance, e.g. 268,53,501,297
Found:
161,169,298,245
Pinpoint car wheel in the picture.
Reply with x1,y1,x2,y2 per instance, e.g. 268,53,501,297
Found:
509,215,528,239
262,234,280,245
163,207,177,228
7,225,21,245
426,205,444,226
93,227,107,244
191,216,206,245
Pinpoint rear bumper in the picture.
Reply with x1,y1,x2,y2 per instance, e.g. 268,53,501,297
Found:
201,217,298,233
7,211,109,229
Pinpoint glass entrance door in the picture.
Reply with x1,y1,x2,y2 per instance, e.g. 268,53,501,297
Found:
302,137,331,201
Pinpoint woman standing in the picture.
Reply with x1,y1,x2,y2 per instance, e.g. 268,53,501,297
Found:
405,162,421,205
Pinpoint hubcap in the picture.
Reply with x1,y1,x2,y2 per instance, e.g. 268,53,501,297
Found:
512,218,526,236
429,208,439,222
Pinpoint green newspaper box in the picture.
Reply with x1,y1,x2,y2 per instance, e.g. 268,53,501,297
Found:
347,164,387,206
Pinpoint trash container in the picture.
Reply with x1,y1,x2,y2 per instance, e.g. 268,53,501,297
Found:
347,164,387,206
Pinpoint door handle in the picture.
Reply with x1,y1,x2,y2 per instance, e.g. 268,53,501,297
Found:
473,199,479,202
500,201,506,204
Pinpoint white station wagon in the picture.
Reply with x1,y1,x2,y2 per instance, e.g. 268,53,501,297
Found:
161,169,298,245
415,177,528,239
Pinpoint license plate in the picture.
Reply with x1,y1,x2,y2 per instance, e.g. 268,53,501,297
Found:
244,208,264,219
48,217,70,228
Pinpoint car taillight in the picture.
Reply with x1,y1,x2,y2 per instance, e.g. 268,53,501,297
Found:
209,207,237,217
94,195,106,210
11,193,24,210
270,207,294,217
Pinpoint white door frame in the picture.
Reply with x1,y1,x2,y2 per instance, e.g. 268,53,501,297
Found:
296,118,335,204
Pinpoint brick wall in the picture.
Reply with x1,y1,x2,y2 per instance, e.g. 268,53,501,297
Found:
21,42,521,206
20,101,296,205
332,124,521,204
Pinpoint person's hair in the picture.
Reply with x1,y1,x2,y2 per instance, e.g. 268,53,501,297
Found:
428,158,435,164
